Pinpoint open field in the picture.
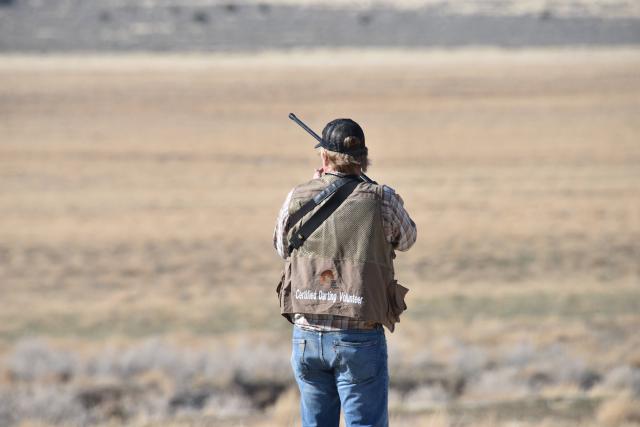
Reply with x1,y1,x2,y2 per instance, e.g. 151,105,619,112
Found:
1,49,639,426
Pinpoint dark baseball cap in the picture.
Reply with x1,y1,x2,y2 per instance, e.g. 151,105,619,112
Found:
315,118,367,157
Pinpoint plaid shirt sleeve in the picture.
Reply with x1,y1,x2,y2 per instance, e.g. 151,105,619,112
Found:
273,189,294,259
381,185,417,251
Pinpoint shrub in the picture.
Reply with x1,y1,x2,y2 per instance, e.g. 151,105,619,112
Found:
6,338,77,383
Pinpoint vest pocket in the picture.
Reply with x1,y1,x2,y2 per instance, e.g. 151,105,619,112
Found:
387,280,409,328
277,262,294,322
276,269,285,302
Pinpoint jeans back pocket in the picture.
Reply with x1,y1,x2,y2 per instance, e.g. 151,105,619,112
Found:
335,338,382,384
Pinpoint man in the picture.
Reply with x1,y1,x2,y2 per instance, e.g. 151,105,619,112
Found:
273,118,417,427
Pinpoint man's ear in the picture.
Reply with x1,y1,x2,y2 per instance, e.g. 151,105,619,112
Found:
320,149,328,167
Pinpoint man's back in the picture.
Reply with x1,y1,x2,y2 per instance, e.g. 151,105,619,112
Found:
275,172,415,331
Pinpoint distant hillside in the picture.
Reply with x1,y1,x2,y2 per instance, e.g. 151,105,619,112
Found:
0,0,639,51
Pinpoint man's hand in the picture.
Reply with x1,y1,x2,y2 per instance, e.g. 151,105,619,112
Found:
313,168,324,179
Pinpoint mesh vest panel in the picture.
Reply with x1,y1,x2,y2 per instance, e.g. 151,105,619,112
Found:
288,176,393,269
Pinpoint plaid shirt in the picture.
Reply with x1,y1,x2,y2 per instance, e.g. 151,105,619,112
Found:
273,172,417,331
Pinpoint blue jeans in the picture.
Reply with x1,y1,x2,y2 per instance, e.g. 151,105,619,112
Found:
291,324,389,427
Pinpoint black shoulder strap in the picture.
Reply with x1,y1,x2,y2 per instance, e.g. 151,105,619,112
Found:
287,177,360,253
286,176,355,231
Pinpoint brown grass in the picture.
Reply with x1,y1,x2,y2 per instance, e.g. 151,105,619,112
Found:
597,396,640,426
1,49,639,426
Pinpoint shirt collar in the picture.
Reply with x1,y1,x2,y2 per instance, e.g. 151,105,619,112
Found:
324,171,347,178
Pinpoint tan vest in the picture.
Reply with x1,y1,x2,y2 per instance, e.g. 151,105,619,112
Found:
276,174,409,332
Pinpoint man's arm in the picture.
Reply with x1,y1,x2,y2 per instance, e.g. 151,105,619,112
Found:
381,185,417,251
273,189,294,259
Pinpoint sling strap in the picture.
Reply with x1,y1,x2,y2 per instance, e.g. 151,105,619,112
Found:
287,176,360,253
286,176,356,229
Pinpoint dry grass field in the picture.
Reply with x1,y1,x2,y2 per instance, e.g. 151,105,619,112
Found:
1,49,639,426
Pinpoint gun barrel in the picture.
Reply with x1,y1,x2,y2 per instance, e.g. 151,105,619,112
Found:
288,113,323,145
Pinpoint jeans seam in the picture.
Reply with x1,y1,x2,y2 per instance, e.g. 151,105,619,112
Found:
318,332,325,366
